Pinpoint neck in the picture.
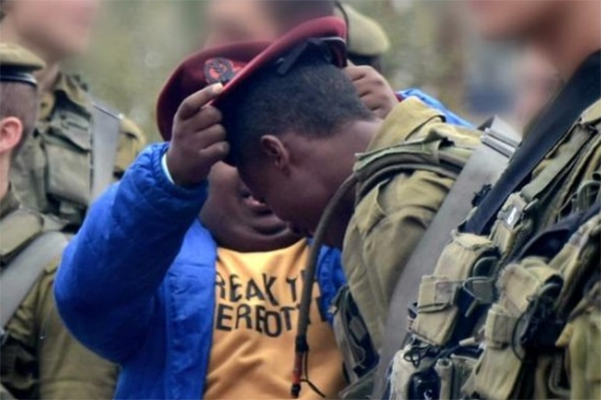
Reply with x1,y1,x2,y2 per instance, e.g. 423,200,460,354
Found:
320,119,383,248
534,1,601,80
0,20,62,94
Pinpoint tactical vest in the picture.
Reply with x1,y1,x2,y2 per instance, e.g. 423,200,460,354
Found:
0,207,68,399
11,86,121,230
385,100,601,400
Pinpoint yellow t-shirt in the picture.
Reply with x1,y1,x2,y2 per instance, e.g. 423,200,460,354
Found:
204,240,345,399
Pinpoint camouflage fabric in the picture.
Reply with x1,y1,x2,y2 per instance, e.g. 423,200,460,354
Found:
10,72,146,229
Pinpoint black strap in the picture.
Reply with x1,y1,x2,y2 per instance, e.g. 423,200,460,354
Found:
517,202,601,261
465,51,601,235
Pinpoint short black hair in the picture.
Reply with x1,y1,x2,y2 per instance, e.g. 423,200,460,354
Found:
0,81,38,156
221,51,374,165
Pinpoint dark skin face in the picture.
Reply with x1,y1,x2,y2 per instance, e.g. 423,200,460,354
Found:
238,119,381,249
200,162,300,252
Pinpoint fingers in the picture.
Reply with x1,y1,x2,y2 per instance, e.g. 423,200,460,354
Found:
344,65,373,82
196,124,227,147
176,83,224,121
198,142,230,166
180,105,223,134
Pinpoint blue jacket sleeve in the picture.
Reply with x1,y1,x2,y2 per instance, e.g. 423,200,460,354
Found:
54,143,208,363
399,88,474,128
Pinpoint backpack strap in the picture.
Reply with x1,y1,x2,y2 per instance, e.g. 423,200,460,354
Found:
0,209,44,265
91,99,122,201
0,231,68,335
372,120,521,398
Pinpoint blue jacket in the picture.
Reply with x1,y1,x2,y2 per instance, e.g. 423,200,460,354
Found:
399,88,474,128
54,144,345,400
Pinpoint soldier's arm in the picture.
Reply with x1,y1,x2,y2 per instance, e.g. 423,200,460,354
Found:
54,143,209,363
36,263,118,400
345,169,453,349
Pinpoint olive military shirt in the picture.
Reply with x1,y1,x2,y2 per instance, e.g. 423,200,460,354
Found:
0,188,118,400
10,72,146,229
342,98,479,350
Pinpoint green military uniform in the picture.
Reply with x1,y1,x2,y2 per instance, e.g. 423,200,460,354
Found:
342,98,478,351
382,52,601,400
0,44,118,400
10,71,146,230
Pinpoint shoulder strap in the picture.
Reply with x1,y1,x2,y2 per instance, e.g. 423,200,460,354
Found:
372,121,521,398
0,209,44,263
353,130,476,201
91,99,122,201
0,231,68,329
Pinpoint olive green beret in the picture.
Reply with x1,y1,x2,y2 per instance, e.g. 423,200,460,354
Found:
0,43,45,86
335,3,391,57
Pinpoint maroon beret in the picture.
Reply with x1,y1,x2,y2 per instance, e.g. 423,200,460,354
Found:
156,17,348,141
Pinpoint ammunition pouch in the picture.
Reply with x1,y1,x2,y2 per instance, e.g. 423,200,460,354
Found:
383,229,500,400
411,230,499,346
470,259,563,399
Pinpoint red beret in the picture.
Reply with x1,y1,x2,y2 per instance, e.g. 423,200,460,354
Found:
157,17,348,141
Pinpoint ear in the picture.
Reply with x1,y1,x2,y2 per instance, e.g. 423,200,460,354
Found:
260,135,291,173
0,117,24,156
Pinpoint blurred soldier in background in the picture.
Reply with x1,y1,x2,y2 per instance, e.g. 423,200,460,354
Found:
0,43,117,400
0,0,146,232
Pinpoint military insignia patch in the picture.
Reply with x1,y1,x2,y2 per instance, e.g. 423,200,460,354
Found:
204,58,238,85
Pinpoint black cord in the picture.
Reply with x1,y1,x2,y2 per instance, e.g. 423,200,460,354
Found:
302,350,327,398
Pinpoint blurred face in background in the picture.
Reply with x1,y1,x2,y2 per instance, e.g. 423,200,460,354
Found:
465,0,568,41
1,0,99,61
203,0,279,47
514,49,560,130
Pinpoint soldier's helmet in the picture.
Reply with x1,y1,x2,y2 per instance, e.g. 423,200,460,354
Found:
0,43,45,86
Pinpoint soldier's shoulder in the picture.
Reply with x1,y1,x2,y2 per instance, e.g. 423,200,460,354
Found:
1,207,46,259
55,73,91,109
